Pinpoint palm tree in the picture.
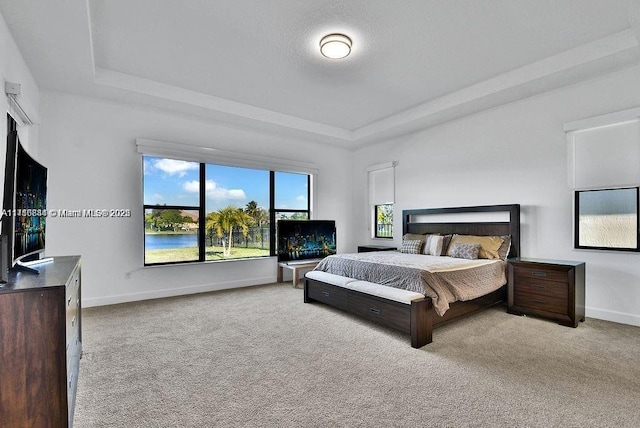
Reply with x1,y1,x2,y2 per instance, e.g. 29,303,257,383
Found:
206,206,251,257
245,201,269,249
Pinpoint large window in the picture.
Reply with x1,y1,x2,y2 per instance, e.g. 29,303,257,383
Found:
143,156,310,265
575,187,639,251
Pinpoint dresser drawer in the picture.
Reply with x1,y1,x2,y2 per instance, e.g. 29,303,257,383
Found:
348,291,410,332
307,281,349,311
513,277,568,300
512,266,569,283
66,288,79,342
514,290,568,315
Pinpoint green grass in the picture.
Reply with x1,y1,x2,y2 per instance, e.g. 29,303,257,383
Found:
145,246,270,264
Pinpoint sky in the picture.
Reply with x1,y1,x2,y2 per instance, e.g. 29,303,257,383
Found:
578,188,637,215
143,156,308,213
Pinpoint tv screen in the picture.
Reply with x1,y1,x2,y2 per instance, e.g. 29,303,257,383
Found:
277,220,336,263
4,135,48,265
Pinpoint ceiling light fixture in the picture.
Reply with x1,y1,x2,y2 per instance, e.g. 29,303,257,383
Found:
320,34,352,59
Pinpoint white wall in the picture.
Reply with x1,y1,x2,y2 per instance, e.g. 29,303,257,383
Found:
38,92,354,307
0,10,40,204
353,65,640,327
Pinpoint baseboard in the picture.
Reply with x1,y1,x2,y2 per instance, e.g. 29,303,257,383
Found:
82,276,276,308
586,306,640,327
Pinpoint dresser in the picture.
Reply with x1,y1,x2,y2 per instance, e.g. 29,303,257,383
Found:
0,256,82,427
508,257,585,327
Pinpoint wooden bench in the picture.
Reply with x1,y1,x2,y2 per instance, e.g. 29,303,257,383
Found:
277,261,319,288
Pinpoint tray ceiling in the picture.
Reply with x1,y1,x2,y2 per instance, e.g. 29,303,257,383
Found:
1,0,640,148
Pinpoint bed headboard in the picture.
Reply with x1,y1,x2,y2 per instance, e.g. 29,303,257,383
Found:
402,204,521,258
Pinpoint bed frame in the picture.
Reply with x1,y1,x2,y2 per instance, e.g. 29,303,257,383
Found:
303,204,521,348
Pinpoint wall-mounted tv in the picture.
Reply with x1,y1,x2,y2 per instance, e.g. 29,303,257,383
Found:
2,130,48,272
277,220,336,263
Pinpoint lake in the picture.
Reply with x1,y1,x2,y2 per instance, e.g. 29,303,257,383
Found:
145,233,198,250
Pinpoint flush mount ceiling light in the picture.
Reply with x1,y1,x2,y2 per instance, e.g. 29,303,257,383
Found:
320,34,352,59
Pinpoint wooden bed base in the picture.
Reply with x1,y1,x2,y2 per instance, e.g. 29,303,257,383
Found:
303,204,520,348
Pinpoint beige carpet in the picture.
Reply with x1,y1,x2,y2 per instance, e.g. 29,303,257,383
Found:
74,283,640,427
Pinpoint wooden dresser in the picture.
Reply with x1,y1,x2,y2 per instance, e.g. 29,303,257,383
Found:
0,256,82,427
508,257,585,327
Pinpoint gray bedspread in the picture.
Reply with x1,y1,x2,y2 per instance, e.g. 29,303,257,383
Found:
313,251,506,316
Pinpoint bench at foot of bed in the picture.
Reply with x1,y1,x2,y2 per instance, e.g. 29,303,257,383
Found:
304,271,506,348
304,271,433,348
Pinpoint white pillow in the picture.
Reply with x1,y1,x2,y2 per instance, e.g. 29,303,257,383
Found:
424,235,444,256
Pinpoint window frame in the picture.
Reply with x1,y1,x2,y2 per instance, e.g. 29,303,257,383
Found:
374,203,394,239
574,186,640,252
143,157,311,266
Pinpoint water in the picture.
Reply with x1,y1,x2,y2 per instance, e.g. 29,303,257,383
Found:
145,233,197,250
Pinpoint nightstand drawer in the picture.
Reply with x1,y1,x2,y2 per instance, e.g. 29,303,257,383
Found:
513,277,568,300
514,290,568,315
512,266,569,283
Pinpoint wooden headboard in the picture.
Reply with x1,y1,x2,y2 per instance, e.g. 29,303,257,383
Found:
402,204,521,258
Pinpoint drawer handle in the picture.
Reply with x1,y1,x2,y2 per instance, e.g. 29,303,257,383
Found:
67,296,72,306
71,316,76,327
532,271,547,277
532,284,546,291
322,291,330,297
370,308,381,315
532,299,546,305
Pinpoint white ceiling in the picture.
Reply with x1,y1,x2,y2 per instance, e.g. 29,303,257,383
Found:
2,0,640,148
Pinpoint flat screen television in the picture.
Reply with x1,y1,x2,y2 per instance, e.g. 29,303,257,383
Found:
277,220,336,263
2,131,48,272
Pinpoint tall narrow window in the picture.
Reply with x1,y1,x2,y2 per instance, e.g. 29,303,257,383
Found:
274,171,310,220
375,204,393,238
368,162,396,239
143,157,201,264
204,164,270,261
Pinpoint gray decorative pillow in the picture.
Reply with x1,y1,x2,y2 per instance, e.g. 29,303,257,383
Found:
450,242,481,260
497,235,512,260
401,239,423,254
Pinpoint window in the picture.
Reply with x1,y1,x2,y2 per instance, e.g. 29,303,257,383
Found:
368,162,396,239
375,204,393,238
143,156,310,265
575,187,639,251
566,113,640,252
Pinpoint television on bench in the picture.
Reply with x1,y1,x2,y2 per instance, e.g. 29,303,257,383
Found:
277,220,336,264
2,131,49,274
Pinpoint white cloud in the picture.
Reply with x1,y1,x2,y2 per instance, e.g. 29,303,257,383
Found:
182,179,246,200
154,159,198,177
296,195,307,202
183,180,200,193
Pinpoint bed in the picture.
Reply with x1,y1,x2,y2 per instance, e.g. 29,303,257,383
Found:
303,204,521,348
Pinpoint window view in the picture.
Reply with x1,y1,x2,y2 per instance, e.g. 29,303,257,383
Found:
204,164,270,261
575,187,639,251
143,156,311,265
275,171,309,220
375,204,393,238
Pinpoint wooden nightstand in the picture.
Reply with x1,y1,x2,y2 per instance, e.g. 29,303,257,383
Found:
508,258,585,327
357,245,397,253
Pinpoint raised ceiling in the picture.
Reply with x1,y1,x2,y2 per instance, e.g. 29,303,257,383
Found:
2,0,640,148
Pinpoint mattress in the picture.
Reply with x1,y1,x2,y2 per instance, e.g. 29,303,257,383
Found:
313,251,506,316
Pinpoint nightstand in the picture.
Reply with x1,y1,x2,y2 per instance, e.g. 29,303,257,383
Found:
508,258,585,327
357,245,397,253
